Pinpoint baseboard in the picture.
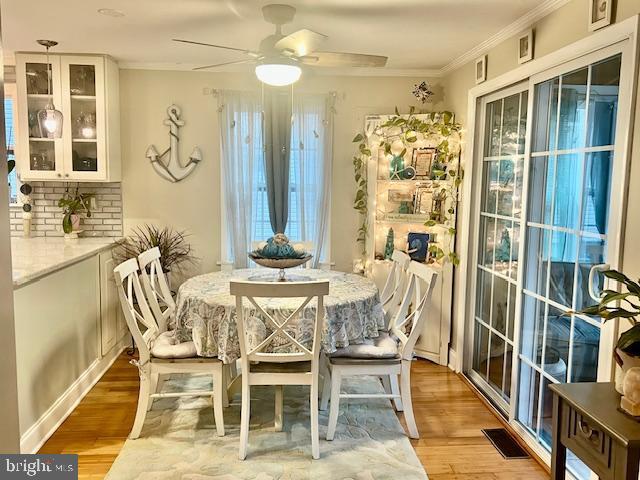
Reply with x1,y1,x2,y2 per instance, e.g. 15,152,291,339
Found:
20,335,130,454
447,348,458,372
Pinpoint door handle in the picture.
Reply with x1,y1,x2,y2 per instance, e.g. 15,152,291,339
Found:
588,263,609,301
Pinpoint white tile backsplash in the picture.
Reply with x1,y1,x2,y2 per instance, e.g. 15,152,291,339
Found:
9,181,123,238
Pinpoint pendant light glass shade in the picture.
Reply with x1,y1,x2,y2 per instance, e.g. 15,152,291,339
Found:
36,40,63,138
255,63,301,87
38,103,63,138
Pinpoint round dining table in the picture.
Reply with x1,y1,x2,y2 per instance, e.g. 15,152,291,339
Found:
173,268,386,363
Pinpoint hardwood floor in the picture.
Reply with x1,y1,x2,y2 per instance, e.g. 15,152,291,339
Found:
39,353,549,479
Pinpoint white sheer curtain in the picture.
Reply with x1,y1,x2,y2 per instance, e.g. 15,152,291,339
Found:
219,90,264,268
287,93,333,267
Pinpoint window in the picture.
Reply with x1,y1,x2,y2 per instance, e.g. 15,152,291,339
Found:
220,91,331,268
5,84,17,204
250,99,328,245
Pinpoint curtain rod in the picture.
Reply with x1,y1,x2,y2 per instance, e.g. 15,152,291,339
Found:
203,87,340,99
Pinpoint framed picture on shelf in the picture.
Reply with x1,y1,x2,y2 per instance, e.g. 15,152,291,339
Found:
517,29,533,64
388,189,413,203
589,0,612,31
413,185,433,215
412,148,436,179
407,232,430,262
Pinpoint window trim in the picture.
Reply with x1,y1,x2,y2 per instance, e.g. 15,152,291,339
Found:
5,82,20,206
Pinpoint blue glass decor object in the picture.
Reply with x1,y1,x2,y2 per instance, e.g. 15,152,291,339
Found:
255,233,307,259
407,232,429,262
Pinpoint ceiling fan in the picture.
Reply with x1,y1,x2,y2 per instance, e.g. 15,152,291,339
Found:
173,3,388,86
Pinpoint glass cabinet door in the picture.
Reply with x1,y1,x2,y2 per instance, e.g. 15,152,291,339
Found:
61,57,105,179
22,58,63,177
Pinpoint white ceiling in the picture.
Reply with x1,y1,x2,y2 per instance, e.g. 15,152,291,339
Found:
3,0,550,74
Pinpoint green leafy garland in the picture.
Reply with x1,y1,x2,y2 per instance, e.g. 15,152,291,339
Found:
352,106,463,265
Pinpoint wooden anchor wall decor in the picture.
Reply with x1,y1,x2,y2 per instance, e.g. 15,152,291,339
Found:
146,105,202,182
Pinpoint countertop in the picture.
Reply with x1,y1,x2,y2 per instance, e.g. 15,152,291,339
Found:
11,237,120,287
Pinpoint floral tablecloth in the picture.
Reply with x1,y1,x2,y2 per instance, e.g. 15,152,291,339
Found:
174,269,385,363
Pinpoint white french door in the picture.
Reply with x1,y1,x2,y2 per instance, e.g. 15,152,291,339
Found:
467,41,632,478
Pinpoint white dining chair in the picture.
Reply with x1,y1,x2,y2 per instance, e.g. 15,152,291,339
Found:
137,246,175,333
230,279,330,460
323,261,438,440
114,258,226,438
380,249,412,328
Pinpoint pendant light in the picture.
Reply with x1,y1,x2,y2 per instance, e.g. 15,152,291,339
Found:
36,40,63,139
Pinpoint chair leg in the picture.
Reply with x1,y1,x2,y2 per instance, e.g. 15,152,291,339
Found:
213,370,225,437
274,385,283,432
222,365,230,408
320,365,331,411
310,376,320,459
130,371,151,439
400,360,418,439
239,375,250,460
326,368,342,441
147,373,159,412
390,374,404,412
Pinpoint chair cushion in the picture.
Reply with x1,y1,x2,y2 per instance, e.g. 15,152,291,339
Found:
150,331,198,359
330,332,399,359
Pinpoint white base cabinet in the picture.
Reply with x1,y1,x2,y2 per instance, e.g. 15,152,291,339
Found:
13,247,129,452
15,53,120,182
99,250,127,356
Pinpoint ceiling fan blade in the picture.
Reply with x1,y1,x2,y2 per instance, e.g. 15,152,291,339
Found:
173,38,259,57
300,52,388,68
275,29,327,57
192,59,254,71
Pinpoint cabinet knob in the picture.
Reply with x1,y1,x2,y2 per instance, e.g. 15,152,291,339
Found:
57,173,62,178
64,173,69,178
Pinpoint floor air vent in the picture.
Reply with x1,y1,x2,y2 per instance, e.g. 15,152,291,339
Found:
482,428,530,459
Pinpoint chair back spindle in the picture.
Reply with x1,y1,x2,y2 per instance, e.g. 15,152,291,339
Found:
138,247,175,332
390,262,438,360
380,250,411,328
230,281,329,367
114,258,161,364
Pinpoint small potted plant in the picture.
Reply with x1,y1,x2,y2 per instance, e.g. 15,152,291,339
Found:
580,269,640,393
57,187,94,236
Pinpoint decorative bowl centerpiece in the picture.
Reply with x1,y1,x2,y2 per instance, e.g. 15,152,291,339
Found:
249,233,312,281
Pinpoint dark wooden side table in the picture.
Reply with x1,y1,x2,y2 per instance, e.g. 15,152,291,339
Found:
550,382,640,479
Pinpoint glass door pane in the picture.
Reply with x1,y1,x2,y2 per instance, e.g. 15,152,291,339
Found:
470,88,528,408
517,54,621,479
25,62,57,172
68,63,98,172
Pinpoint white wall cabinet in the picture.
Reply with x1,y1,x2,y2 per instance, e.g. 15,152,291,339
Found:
15,53,120,182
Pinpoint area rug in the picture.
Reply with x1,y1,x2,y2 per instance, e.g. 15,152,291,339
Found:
105,375,428,480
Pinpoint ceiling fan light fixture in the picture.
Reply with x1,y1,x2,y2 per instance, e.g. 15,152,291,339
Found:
255,62,301,87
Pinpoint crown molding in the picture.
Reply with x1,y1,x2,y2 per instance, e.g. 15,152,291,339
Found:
118,61,442,77
439,0,571,75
